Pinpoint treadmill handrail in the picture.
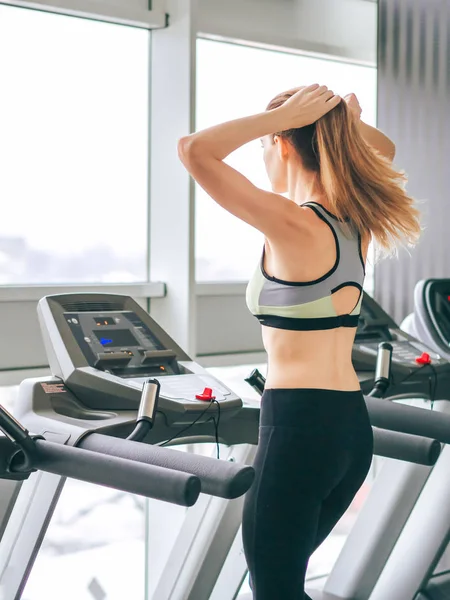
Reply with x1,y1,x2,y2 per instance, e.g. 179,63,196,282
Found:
372,426,440,465
9,438,201,507
78,433,255,500
365,395,450,444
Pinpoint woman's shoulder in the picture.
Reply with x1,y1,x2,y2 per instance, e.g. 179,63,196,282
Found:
266,204,330,253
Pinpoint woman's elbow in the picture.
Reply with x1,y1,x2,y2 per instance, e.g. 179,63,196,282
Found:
387,141,396,161
377,140,396,162
177,136,191,164
178,136,204,165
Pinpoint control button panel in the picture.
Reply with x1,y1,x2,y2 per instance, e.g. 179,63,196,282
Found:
358,340,443,367
131,375,233,405
390,341,421,364
160,375,231,403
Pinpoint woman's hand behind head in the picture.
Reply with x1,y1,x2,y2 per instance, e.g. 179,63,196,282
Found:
276,84,341,130
344,93,362,119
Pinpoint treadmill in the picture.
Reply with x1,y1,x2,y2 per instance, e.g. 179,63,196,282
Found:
1,292,450,600
0,293,258,600
396,277,450,600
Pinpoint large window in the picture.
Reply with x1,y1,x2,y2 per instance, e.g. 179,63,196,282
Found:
196,39,377,290
23,479,148,600
0,6,149,284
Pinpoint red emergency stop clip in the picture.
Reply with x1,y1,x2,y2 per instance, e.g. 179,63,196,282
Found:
195,387,216,401
415,352,432,365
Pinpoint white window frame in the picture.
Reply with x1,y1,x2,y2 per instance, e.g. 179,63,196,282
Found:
1,0,167,28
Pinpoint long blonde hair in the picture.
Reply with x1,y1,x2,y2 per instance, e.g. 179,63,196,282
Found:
266,90,421,256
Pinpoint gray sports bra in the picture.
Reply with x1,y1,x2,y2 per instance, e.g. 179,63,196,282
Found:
245,202,366,331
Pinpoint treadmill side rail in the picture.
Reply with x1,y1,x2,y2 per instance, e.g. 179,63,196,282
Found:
0,472,65,600
370,442,450,599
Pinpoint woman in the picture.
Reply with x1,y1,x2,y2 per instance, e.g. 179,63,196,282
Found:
178,85,420,599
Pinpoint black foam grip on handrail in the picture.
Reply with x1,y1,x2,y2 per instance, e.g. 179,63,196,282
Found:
366,396,450,444
78,433,255,499
22,439,200,506
373,427,441,465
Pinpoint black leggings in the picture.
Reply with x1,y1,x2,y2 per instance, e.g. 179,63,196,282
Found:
242,388,373,600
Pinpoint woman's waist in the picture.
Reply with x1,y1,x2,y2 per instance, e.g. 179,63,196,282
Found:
262,325,356,354
260,387,368,429
265,343,357,383
264,364,360,391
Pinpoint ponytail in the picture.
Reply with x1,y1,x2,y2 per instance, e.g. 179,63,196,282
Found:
266,91,421,256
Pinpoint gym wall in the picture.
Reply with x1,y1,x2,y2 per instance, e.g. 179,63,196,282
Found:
375,0,450,323
196,0,377,63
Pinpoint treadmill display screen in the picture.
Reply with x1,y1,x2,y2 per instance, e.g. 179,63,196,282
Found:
428,285,450,343
432,291,450,316
93,329,139,348
64,310,168,371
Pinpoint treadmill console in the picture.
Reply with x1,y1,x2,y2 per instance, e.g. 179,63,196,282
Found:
36,294,242,422
417,279,450,351
402,279,450,363
65,310,179,377
353,293,450,396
